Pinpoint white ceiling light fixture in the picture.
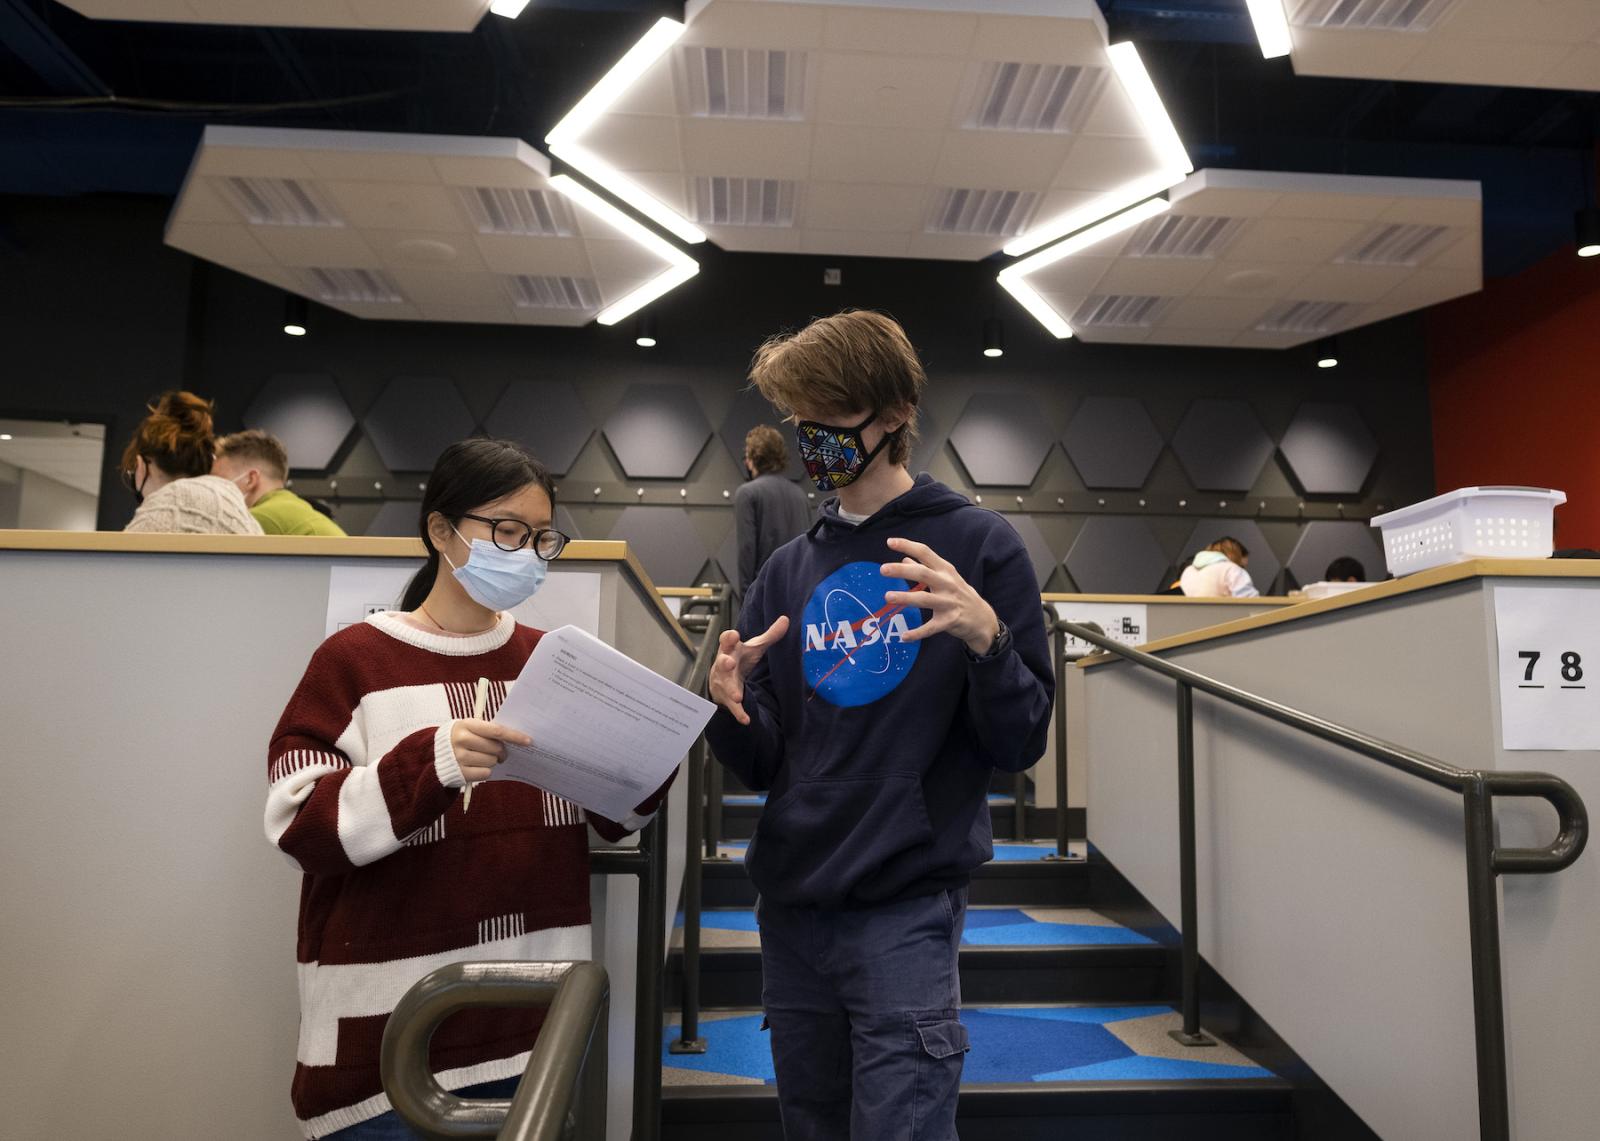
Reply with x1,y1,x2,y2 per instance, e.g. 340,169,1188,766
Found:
1004,169,1179,257
999,195,1172,339
489,0,531,18
546,17,707,246
1245,0,1293,59
548,174,699,326
1105,43,1193,179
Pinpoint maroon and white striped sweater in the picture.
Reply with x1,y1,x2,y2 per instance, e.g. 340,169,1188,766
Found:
265,610,664,1138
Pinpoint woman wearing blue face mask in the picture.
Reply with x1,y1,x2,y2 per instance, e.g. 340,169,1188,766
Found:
263,438,672,1141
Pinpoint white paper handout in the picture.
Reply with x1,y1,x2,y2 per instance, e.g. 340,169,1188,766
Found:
487,624,714,819
1493,584,1600,751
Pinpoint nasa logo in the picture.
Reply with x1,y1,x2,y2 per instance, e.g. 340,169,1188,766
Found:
801,560,923,708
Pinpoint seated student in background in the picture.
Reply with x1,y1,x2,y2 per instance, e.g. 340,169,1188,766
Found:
1179,537,1260,598
121,391,262,535
1323,556,1366,583
213,428,347,536
264,438,673,1141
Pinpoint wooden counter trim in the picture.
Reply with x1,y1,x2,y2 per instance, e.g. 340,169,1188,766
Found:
659,587,715,598
1041,592,1298,606
0,531,693,652
1078,558,1600,668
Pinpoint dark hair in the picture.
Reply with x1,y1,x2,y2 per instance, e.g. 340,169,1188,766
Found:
399,438,556,611
121,391,217,481
744,423,788,475
1324,556,1366,582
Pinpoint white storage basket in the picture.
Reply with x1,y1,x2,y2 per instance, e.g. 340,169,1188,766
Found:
1370,486,1566,575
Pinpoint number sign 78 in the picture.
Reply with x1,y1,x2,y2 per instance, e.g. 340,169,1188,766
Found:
1519,650,1584,683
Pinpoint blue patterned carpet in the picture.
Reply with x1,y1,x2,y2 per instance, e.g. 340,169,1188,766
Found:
663,1006,1270,1085
675,905,1153,948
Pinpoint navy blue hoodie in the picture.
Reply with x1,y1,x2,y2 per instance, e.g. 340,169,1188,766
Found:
705,475,1055,909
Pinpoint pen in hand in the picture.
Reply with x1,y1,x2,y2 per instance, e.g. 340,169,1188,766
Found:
462,676,490,813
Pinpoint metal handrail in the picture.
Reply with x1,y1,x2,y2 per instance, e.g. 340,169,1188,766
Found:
670,584,731,1058
381,961,609,1141
1058,618,1589,1141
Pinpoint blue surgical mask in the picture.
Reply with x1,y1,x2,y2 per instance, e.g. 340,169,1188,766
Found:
445,528,548,611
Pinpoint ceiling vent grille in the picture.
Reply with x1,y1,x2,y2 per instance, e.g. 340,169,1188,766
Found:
219,177,342,227
1337,222,1452,266
966,62,1106,134
692,177,798,227
1073,295,1174,329
459,187,576,237
300,268,404,304
1256,300,1357,334
927,187,1039,237
680,47,807,120
1290,0,1458,33
1124,214,1244,259
505,275,600,311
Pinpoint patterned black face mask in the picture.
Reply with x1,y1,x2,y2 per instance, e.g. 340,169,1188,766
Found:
793,412,890,493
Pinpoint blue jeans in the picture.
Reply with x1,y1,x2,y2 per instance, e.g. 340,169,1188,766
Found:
757,887,970,1141
320,1077,521,1140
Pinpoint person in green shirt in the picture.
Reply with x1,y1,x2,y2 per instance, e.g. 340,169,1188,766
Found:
213,429,347,537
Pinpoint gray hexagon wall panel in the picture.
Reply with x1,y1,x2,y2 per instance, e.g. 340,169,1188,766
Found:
948,393,1058,487
1061,397,1165,490
1065,517,1169,594
243,374,356,472
1171,400,1275,492
1180,519,1280,595
485,382,595,477
1286,520,1388,587
604,384,712,480
363,377,477,473
610,505,709,588
1279,403,1379,496
719,386,803,481
366,499,421,539
1007,514,1059,590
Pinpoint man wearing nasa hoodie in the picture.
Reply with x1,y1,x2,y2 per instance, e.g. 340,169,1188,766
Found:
706,310,1055,1141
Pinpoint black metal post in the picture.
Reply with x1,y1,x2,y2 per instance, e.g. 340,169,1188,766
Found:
705,759,726,860
1012,764,1028,841
1169,682,1214,1048
1049,621,1071,860
632,815,667,1141
1463,778,1512,1141
671,736,708,1055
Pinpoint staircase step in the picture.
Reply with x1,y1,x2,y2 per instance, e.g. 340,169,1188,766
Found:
662,1005,1290,1141
668,906,1173,1006
716,793,1061,840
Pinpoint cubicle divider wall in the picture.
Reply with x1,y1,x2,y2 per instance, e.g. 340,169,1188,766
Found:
0,533,692,1141
1078,561,1600,1141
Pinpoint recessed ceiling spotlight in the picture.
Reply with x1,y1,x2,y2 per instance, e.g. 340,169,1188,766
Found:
0,434,11,441
983,319,1004,359
1245,0,1292,59
546,18,707,246
635,315,658,348
1315,337,1339,369
283,294,309,337
1577,206,1600,259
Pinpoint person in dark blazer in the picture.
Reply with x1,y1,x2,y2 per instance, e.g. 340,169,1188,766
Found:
733,424,813,608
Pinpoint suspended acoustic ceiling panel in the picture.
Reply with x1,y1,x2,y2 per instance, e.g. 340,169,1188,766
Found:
164,126,694,326
1179,518,1281,596
553,0,1191,260
1283,0,1600,93
54,0,495,33
1008,168,1481,348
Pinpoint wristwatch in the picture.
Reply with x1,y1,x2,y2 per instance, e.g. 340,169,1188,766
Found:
967,619,1012,661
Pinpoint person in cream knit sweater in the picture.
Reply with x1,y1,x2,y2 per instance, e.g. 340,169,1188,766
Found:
120,390,261,535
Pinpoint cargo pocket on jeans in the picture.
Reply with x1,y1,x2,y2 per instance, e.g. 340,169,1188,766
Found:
915,1018,969,1060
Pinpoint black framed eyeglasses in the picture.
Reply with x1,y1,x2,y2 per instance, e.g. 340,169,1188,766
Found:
459,513,570,559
